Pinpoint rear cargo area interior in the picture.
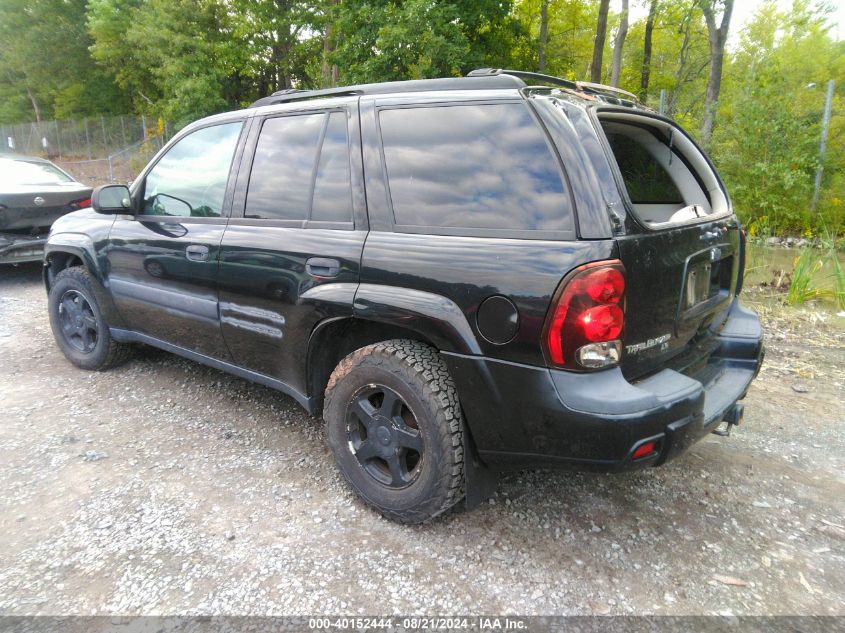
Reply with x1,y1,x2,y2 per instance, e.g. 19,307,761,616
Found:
599,114,728,227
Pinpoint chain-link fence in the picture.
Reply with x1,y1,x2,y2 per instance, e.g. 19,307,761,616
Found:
0,115,172,186
55,136,170,186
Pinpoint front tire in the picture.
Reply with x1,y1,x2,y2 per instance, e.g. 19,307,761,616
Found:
324,340,465,524
48,266,133,371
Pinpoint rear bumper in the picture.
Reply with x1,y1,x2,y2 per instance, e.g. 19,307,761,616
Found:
0,233,47,264
445,299,764,471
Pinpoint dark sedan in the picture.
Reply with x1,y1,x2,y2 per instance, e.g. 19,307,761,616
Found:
0,155,92,264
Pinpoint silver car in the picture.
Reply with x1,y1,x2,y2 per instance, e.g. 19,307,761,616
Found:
0,155,92,264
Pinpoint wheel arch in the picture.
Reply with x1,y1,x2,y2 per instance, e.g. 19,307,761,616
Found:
352,283,481,355
307,284,483,414
306,317,440,416
43,239,127,329
43,237,101,293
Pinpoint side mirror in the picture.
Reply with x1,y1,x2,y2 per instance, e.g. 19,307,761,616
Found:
92,184,132,214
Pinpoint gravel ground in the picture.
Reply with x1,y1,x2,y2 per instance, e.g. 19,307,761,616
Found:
1,262,843,616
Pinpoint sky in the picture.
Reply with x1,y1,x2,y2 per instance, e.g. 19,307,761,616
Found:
629,0,845,42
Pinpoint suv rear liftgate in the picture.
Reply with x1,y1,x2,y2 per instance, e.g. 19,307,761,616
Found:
597,108,762,447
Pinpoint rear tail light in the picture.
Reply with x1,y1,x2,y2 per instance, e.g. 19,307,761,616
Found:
543,260,626,370
70,197,92,209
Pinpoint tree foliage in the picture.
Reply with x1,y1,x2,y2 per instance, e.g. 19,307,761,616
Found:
0,0,128,123
714,0,845,234
513,0,598,79
88,0,243,126
328,0,521,83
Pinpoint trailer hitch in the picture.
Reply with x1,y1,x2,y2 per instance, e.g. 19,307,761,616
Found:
712,403,744,437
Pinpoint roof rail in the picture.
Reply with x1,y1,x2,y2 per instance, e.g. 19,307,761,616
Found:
250,74,526,108
468,68,578,91
467,68,640,105
270,88,304,97
250,87,365,108
249,71,642,110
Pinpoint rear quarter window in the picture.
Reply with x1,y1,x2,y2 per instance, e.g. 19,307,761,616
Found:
378,103,572,234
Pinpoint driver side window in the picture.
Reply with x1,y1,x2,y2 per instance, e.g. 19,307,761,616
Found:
142,121,243,218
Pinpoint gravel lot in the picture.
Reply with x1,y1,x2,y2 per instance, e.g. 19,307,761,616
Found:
1,262,843,616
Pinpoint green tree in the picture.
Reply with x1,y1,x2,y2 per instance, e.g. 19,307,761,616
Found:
513,0,598,80
87,0,158,113
330,0,522,84
610,0,630,87
639,0,658,101
0,0,127,124
229,0,323,94
714,0,845,234
590,0,611,82
619,0,710,126
89,0,241,127
697,0,734,149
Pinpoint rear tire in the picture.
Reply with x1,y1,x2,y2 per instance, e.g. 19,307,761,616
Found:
324,340,465,524
48,266,133,371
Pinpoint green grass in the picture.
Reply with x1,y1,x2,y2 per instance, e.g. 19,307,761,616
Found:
787,249,830,306
831,253,845,310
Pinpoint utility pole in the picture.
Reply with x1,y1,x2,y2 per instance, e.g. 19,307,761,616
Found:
812,79,835,212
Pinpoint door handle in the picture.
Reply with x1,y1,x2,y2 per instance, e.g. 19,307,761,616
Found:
306,257,341,278
185,244,210,262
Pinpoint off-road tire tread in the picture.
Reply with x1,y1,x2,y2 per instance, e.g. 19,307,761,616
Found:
51,266,134,370
324,339,465,524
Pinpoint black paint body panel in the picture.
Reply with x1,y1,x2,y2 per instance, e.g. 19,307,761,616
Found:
357,232,613,365
218,226,367,393
105,216,232,360
43,209,127,328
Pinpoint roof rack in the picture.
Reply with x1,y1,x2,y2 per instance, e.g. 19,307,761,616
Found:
250,87,365,108
467,68,640,105
467,68,577,90
249,74,525,108
248,71,642,109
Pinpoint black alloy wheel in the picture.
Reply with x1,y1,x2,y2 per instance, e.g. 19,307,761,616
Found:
48,266,133,371
346,385,424,489
323,340,465,524
57,289,99,354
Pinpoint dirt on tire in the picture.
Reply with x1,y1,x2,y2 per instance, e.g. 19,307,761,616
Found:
324,339,464,524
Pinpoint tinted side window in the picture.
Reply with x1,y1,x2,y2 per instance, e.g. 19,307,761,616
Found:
605,132,683,204
311,112,353,222
142,122,242,218
245,113,324,221
379,103,571,232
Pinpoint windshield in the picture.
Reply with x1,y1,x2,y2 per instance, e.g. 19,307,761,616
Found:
0,159,74,186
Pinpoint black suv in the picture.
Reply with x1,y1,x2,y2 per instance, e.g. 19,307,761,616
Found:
43,69,764,523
